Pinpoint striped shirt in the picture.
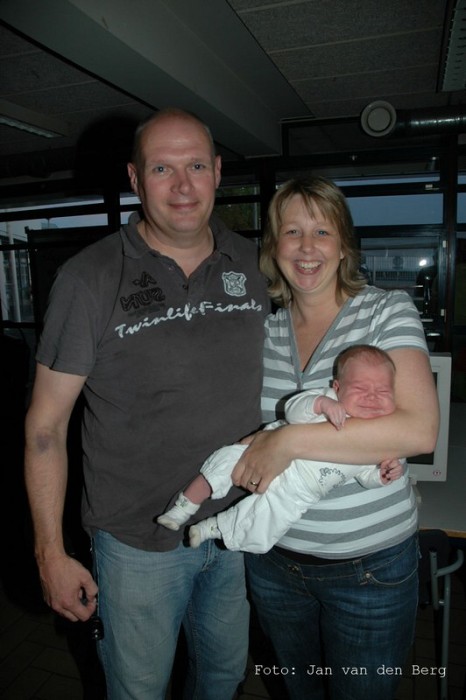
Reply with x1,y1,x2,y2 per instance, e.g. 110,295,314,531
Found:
262,285,428,558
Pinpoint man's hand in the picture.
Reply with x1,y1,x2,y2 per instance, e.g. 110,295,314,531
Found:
232,426,292,493
38,553,98,622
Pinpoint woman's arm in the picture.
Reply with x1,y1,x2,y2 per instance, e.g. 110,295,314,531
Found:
232,348,439,492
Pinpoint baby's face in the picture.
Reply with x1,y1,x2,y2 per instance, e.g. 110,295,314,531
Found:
334,358,396,419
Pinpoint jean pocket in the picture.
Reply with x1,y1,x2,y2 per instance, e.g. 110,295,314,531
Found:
361,536,419,587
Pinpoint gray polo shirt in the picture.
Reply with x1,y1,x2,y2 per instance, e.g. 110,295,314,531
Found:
37,213,269,550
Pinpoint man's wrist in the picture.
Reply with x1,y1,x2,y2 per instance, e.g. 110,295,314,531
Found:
35,541,67,566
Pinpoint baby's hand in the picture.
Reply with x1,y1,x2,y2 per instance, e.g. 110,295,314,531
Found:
379,458,403,484
317,396,347,430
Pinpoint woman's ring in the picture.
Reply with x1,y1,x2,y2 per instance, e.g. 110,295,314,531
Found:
249,480,259,486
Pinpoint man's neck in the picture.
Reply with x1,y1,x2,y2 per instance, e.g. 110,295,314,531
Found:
138,220,214,277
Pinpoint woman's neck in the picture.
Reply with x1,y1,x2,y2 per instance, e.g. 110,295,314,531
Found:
290,291,349,371
290,291,344,327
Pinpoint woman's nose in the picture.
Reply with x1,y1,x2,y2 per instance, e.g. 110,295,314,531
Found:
299,233,314,251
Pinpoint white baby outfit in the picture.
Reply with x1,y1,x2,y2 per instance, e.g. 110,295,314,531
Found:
200,388,388,553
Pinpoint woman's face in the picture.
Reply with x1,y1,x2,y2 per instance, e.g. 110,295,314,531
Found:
275,194,344,300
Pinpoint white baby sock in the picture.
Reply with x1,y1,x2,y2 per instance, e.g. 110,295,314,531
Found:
189,517,221,548
157,493,200,531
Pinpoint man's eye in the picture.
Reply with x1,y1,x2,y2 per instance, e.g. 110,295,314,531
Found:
192,163,206,170
154,165,166,173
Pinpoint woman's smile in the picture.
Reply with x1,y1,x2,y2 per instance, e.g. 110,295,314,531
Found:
276,194,344,297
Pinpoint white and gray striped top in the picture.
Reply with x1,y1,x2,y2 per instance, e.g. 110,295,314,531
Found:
262,285,428,558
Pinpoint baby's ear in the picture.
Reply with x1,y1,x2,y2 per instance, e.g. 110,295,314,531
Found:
332,379,340,393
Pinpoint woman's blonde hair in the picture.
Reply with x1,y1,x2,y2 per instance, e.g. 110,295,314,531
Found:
260,176,366,307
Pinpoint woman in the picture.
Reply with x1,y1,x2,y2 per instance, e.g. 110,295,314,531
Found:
232,177,439,699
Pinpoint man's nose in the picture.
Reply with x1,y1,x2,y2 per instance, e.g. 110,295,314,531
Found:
172,169,193,193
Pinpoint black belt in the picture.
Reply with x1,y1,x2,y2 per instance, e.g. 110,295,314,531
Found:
273,545,356,566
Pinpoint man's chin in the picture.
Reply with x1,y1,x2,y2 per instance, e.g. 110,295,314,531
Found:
171,214,209,233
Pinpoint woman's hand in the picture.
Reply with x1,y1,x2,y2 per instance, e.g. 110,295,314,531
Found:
232,426,292,493
379,458,404,484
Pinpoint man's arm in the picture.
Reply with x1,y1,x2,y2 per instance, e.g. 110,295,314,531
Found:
25,363,98,622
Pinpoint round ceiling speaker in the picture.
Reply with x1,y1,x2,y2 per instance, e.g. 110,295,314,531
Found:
360,101,397,138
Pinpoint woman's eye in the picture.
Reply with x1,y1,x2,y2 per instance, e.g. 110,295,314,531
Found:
316,229,329,236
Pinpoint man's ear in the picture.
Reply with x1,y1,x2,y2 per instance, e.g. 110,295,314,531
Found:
127,162,138,195
214,155,222,189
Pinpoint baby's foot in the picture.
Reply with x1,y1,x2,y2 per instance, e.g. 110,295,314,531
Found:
156,493,200,531
189,517,221,548
156,513,182,531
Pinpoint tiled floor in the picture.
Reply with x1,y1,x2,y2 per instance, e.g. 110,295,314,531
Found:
1,542,465,700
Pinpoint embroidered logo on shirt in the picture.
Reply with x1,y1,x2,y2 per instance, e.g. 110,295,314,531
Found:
120,272,165,311
132,272,157,288
222,271,247,297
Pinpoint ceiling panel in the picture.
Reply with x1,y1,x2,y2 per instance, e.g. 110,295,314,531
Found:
229,0,446,51
0,0,464,185
273,30,443,80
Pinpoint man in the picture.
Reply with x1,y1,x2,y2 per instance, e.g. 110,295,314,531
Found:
25,108,269,700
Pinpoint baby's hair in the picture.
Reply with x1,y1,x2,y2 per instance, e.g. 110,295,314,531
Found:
335,345,396,381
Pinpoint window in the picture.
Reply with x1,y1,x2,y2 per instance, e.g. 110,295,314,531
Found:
0,197,108,323
214,184,260,238
359,235,441,318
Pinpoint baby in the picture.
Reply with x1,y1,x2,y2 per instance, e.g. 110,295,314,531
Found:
157,345,403,554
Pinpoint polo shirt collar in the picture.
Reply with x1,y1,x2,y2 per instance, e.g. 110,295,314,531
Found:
121,211,239,262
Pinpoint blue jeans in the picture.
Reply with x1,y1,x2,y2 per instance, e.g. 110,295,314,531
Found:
246,534,419,700
93,530,249,700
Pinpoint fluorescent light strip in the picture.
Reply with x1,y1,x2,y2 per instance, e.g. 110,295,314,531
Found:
441,0,466,91
0,99,69,139
0,115,62,138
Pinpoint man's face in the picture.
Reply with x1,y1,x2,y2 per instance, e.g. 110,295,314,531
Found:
127,115,221,243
